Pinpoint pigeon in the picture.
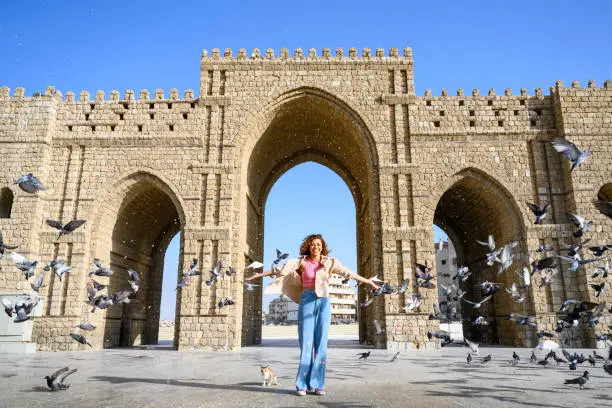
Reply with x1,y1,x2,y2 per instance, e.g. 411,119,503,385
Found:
592,350,605,361
553,354,567,365
184,258,200,276
402,293,423,312
70,333,92,347
390,352,400,362
592,258,610,279
13,295,39,323
548,138,591,172
566,213,593,238
15,173,47,194
453,266,471,282
90,294,114,313
593,196,612,219
530,351,537,363
246,261,264,269
476,234,496,252
415,263,435,288
473,316,489,326
534,243,554,253
590,282,606,298
30,271,45,292
176,275,190,290
357,351,371,360
241,281,260,291
427,330,451,343
537,355,551,366
341,276,350,284
604,359,612,375
555,254,598,273
526,202,550,224
89,258,113,277
1,297,14,317
512,351,520,361
562,239,591,258
45,367,78,391
90,279,106,292
531,257,556,275
589,245,611,257
374,320,384,335
495,242,518,275
45,219,86,239
44,260,72,282
0,231,18,260
564,371,589,389
359,294,374,308
509,313,537,327
111,290,133,305
10,252,37,279
126,269,140,292
462,295,493,309
273,248,289,265
206,261,223,286
395,279,410,295
536,331,558,339
467,353,473,365
481,354,492,366
539,268,558,287
225,265,238,277
465,338,479,355
74,322,96,331
428,303,441,320
479,281,503,296
217,296,234,310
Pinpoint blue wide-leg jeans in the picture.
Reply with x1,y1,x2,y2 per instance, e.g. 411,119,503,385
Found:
295,290,331,391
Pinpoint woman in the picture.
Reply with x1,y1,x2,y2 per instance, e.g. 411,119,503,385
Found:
245,234,380,396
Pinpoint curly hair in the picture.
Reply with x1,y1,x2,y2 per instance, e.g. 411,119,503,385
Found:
299,234,329,257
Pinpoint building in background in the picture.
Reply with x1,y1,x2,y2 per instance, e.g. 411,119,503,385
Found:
266,274,357,324
435,239,462,322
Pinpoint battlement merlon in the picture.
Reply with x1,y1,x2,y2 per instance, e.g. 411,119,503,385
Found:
199,47,414,66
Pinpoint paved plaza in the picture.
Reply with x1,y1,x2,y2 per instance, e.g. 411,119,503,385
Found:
1,338,610,408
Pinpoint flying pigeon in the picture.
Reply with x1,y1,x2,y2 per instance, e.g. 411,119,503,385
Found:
415,263,435,288
70,333,92,347
44,259,72,282
273,248,289,265
462,295,493,309
592,258,610,279
555,254,598,273
453,266,471,282
74,322,96,331
45,367,78,391
590,282,606,298
184,258,200,276
566,213,593,238
588,245,611,257
526,202,550,224
241,281,260,291
45,219,86,239
246,261,264,269
395,279,410,295
548,138,591,172
1,297,14,317
126,269,140,292
89,258,113,277
593,196,612,219
9,252,37,279
374,320,384,335
206,261,223,286
15,173,47,194
0,231,18,260
476,235,496,251
30,271,45,292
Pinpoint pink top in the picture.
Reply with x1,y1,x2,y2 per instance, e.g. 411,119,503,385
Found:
301,258,320,287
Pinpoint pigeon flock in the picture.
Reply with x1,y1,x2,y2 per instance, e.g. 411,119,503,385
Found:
1,136,611,394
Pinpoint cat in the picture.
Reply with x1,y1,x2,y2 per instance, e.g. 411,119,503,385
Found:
260,365,278,387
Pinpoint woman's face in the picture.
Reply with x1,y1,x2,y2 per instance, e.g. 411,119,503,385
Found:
309,238,323,257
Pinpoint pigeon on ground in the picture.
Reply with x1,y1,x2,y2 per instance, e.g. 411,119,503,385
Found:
481,354,492,366
512,351,520,361
15,173,47,194
357,351,371,360
587,355,596,367
592,350,605,361
548,138,591,172
604,359,612,375
45,219,86,239
89,258,113,277
537,355,551,366
70,333,92,347
526,202,550,224
45,367,77,391
273,249,289,265
564,370,589,389
126,269,140,292
467,353,472,366
74,322,96,331
10,252,37,279
390,352,400,362
0,231,18,260
530,351,537,363
553,354,567,365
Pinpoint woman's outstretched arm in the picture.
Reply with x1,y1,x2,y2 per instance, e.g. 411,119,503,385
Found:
244,269,275,281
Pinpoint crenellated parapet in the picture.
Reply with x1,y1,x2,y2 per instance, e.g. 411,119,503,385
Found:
200,46,414,65
0,86,197,103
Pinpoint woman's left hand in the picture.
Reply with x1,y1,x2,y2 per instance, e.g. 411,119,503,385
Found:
368,279,380,290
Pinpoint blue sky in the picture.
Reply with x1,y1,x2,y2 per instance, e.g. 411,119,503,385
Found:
2,1,610,321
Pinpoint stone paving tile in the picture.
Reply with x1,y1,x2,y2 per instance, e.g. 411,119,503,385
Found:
0,341,610,408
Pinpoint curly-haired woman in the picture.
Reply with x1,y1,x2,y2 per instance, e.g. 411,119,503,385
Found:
245,233,379,396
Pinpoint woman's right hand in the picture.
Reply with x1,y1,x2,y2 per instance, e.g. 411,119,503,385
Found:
244,275,257,282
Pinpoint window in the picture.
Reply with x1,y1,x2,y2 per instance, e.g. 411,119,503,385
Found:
0,188,14,218
441,260,447,265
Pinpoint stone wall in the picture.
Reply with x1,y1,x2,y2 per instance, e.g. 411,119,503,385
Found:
0,48,610,351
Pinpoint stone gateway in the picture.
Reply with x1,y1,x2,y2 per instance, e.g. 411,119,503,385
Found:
0,47,610,351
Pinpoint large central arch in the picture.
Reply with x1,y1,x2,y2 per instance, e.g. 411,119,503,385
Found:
236,87,382,346
432,167,532,346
